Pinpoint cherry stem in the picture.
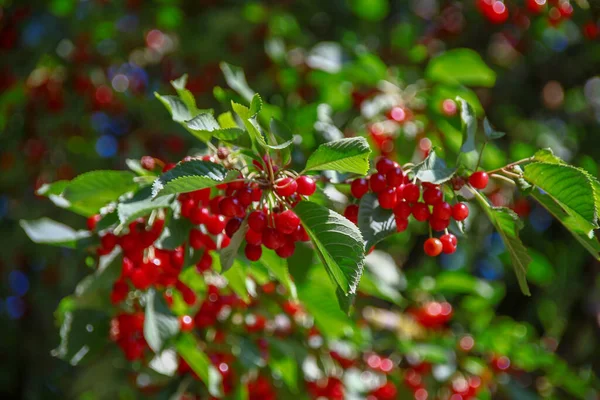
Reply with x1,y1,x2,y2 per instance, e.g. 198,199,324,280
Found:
490,173,516,186
486,156,534,175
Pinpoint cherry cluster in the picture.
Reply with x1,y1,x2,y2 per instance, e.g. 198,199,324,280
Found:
345,157,480,257
109,312,148,361
477,0,577,27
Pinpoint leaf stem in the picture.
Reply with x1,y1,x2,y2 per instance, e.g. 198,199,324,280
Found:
490,173,517,186
475,141,487,171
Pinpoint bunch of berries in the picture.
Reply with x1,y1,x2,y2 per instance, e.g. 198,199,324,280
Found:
109,313,148,361
345,157,488,257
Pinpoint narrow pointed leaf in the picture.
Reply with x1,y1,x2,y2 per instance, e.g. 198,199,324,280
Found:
152,160,238,198
144,289,180,353
175,333,223,397
20,218,91,248
220,62,254,102
457,97,477,154
483,118,505,140
155,93,192,123
220,218,249,272
304,137,371,175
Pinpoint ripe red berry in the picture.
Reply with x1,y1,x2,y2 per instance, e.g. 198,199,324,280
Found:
245,228,263,246
275,210,300,235
206,214,226,235
370,173,387,193
276,237,296,258
423,187,443,205
141,156,156,171
395,217,408,233
432,202,452,220
344,204,359,224
196,251,213,272
87,214,101,231
351,178,369,199
424,238,443,256
190,207,210,225
412,202,430,222
429,217,450,231
189,229,204,249
179,315,195,332
248,210,267,232
393,201,412,219
275,177,298,197
376,157,396,174
378,187,397,209
296,175,316,196
469,171,489,190
452,203,469,221
263,227,284,250
526,0,546,14
236,188,254,207
245,244,262,261
440,234,457,254
111,280,129,304
225,218,242,238
100,233,118,252
403,183,420,203
386,167,404,187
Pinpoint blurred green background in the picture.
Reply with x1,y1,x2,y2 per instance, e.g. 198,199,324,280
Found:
1,0,600,398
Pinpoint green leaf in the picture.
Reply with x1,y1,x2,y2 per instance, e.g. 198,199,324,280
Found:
220,62,255,102
412,150,456,184
530,189,600,260
457,97,477,154
170,74,199,115
304,137,371,175
175,333,223,397
155,93,192,123
532,148,563,164
217,111,237,128
474,195,531,296
212,128,246,141
184,112,221,142
36,180,69,197
152,160,237,198
144,288,180,353
524,162,598,236
20,218,91,248
249,93,262,117
483,118,505,140
155,218,193,251
232,101,269,149
220,218,249,272
117,187,174,226
426,48,496,87
223,260,251,303
294,200,365,295
358,193,397,249
73,251,122,309
52,310,110,366
62,171,137,216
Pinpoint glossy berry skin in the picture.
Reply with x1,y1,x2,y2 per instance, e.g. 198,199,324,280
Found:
275,177,298,197
378,188,397,209
351,178,369,199
412,202,430,222
429,217,450,232
344,204,359,224
87,214,101,231
403,183,420,203
432,202,452,220
225,218,242,238
386,167,404,187
245,244,262,261
262,228,284,250
423,187,443,205
206,214,226,235
296,176,316,196
245,229,263,246
370,173,387,193
440,234,457,254
179,315,195,332
424,238,443,256
394,201,412,219
248,211,267,232
395,217,408,233
275,210,300,235
452,203,469,221
276,238,295,258
376,157,396,174
469,171,489,189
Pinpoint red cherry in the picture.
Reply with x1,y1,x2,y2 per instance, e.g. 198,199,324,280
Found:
296,175,316,196
189,229,204,249
469,171,489,189
386,167,404,187
290,225,310,242
393,201,412,219
485,0,509,24
245,244,262,261
180,198,196,219
403,183,420,202
432,202,452,220
275,177,298,197
219,196,242,217
100,233,118,252
262,227,284,250
395,217,408,232
87,214,101,231
429,217,450,231
275,210,300,234
526,0,546,13
452,203,469,221
111,280,129,304
412,202,430,222
424,238,443,256
190,207,210,225
245,228,263,246
206,214,226,235
196,251,213,272
440,234,457,254
376,157,396,174
378,188,397,209
275,237,296,258
370,173,387,193
351,178,369,199
423,187,443,205
225,217,242,238
236,188,254,207
386,106,406,123
179,315,195,332
248,210,267,232
344,204,359,224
